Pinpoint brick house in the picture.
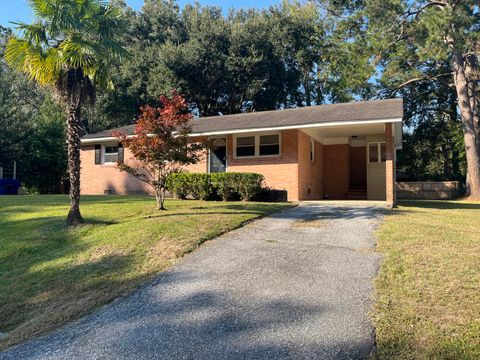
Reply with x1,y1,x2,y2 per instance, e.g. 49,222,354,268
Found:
80,98,403,205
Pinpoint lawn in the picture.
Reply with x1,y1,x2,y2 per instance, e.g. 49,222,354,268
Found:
374,200,480,360
0,195,291,349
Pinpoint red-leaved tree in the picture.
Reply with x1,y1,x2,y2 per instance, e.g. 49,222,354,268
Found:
115,92,204,210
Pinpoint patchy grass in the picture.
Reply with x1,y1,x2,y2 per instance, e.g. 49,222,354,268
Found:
373,200,480,360
0,195,291,349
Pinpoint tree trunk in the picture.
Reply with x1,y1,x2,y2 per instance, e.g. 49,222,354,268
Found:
452,51,480,199
466,55,480,153
155,186,166,210
468,79,480,153
66,103,84,226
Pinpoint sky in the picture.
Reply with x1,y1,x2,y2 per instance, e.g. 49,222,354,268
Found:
0,0,281,27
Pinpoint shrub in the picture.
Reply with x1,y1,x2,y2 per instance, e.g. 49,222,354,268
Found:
228,173,264,201
167,172,265,201
189,173,214,200
166,173,190,199
210,173,236,201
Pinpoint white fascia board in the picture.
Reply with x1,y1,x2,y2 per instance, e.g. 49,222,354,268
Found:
81,117,403,143
81,134,144,144
189,118,403,137
81,137,117,144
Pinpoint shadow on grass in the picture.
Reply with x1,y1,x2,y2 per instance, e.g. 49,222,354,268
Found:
0,195,153,209
1,254,156,352
141,210,271,220
398,200,480,210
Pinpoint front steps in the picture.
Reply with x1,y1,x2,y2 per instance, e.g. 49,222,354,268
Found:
345,186,367,200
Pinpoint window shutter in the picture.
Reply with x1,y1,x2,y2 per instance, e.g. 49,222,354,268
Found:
95,145,101,164
118,144,124,163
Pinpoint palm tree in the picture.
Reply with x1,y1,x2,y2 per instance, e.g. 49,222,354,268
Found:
5,0,128,225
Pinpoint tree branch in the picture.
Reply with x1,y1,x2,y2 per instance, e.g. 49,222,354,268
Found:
387,72,454,96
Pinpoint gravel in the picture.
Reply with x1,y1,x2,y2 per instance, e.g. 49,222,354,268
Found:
1,203,384,360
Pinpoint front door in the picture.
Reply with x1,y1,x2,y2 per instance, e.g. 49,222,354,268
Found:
209,138,227,173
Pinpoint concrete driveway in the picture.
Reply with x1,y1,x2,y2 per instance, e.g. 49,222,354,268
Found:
1,203,384,360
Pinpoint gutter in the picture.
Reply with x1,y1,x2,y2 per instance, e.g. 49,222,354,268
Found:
81,117,403,144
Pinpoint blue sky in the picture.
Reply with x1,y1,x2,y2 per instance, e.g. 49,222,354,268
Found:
0,0,281,27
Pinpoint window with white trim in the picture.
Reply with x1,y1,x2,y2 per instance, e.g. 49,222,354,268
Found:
236,136,255,157
368,142,386,163
104,146,119,163
234,133,280,158
259,134,280,156
310,138,315,162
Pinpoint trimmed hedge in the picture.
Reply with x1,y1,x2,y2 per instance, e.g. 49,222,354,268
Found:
167,172,264,201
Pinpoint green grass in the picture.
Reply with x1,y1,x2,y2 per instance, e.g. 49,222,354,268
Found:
373,200,480,360
0,195,292,349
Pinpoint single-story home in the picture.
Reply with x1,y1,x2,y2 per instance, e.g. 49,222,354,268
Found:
80,98,403,205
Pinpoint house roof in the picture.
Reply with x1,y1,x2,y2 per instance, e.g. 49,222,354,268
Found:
82,98,403,140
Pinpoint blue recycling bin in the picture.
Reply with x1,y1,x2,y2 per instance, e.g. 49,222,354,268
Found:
0,179,20,195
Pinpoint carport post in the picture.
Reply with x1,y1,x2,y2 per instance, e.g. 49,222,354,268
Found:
385,123,396,207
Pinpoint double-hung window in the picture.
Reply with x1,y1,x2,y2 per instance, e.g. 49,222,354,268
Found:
94,144,124,164
235,136,255,157
235,133,280,158
104,146,119,163
368,142,386,163
259,134,280,156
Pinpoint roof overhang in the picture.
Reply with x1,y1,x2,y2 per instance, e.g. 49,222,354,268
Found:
189,117,403,137
81,117,403,145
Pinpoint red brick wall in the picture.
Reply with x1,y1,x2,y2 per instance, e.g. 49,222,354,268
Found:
81,129,392,202
80,131,301,200
323,144,350,199
385,123,395,206
297,131,324,200
225,130,300,201
186,130,303,201
183,136,208,173
80,145,151,195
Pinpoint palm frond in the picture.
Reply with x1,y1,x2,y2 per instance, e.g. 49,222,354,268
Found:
11,21,48,46
5,0,128,93
5,38,60,86
27,0,56,18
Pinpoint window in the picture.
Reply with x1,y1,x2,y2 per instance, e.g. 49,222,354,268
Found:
103,145,122,163
380,143,386,162
234,133,281,158
236,136,255,157
369,143,378,163
368,142,386,163
104,146,119,163
259,134,280,156
95,145,101,164
310,138,315,162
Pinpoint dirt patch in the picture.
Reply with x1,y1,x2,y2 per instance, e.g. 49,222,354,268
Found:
292,216,329,228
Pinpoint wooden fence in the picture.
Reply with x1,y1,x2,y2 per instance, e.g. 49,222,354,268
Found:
396,181,462,200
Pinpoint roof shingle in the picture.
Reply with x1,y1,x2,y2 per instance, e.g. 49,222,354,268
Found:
82,98,403,139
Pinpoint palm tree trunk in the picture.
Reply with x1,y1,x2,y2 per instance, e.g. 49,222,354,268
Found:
66,103,84,225
452,50,480,199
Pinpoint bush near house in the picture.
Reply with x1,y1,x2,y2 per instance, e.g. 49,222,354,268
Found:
167,172,265,201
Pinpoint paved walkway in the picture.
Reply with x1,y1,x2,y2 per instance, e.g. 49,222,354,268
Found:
1,203,384,360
